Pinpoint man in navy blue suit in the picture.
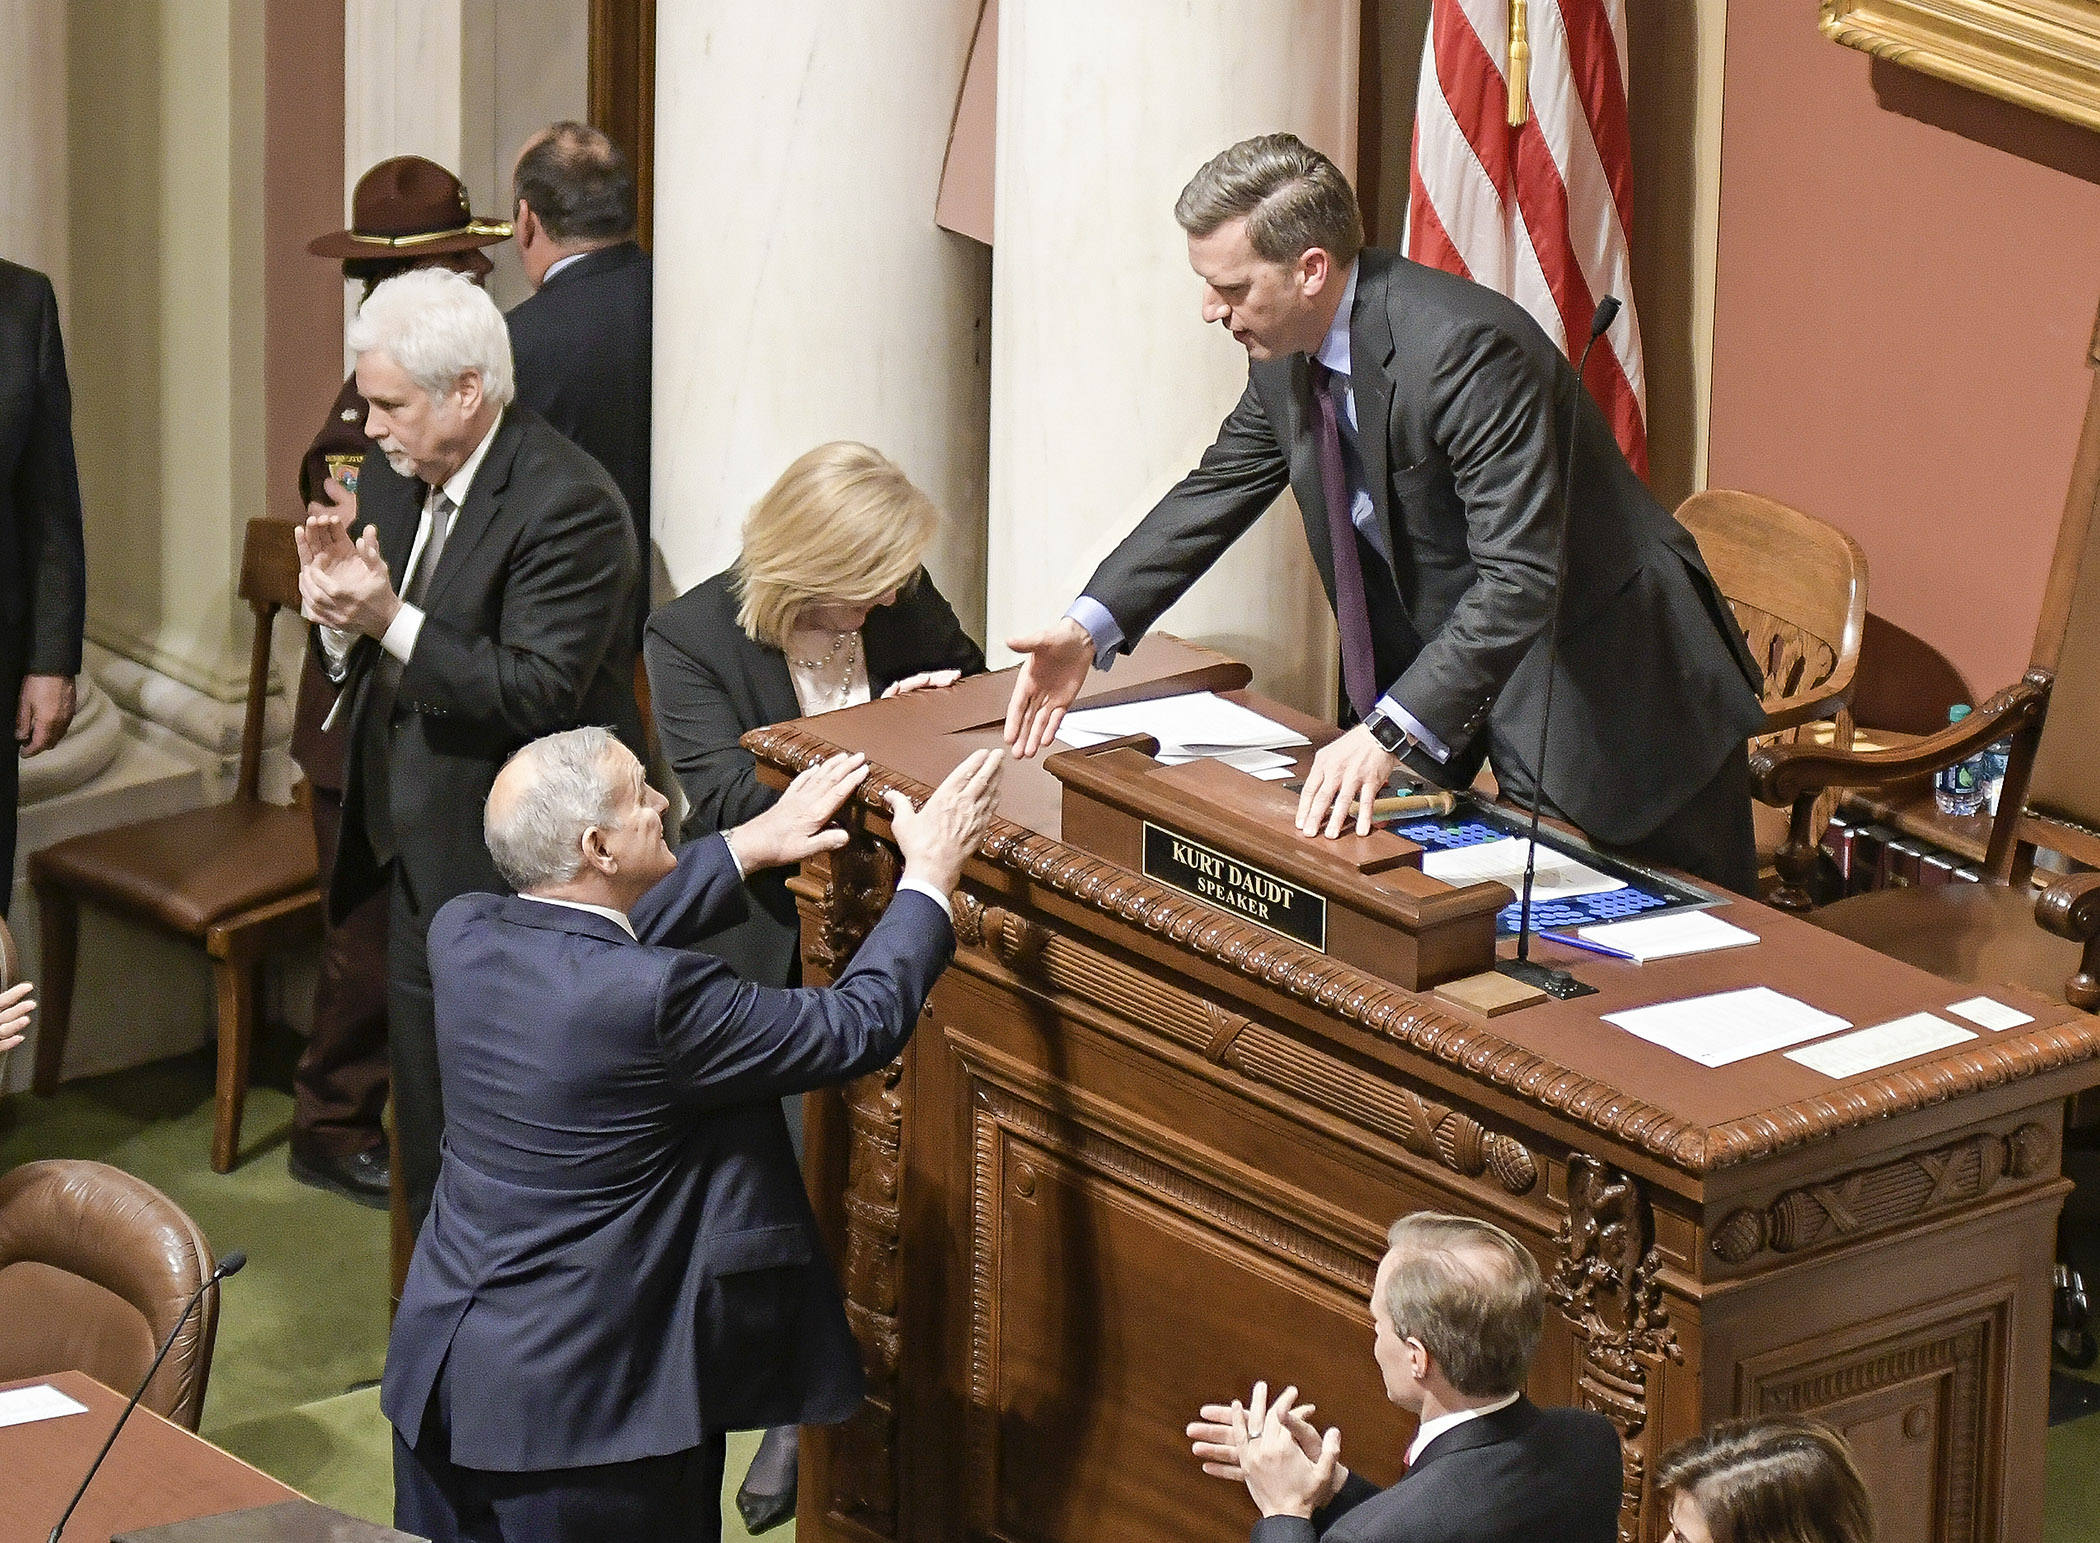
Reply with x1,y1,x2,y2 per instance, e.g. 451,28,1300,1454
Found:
382,726,1002,1543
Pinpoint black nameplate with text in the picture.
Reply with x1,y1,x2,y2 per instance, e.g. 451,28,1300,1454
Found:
1142,823,1327,951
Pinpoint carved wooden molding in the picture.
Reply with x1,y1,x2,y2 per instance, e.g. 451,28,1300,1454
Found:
1550,1154,1683,1543
1712,1122,2055,1264
829,1051,907,1534
1822,0,2100,136
747,722,2100,1178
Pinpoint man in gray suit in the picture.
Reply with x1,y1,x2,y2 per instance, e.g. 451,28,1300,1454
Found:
1003,134,1763,893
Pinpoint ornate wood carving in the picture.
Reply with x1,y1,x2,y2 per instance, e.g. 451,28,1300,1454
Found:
1712,1122,2055,1264
747,720,2100,1179
1550,1155,1684,1543
957,897,1538,1197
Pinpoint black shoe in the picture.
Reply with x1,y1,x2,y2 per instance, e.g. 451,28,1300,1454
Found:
735,1425,798,1534
288,1145,391,1209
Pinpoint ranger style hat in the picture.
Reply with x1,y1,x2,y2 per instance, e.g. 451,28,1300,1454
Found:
307,155,512,258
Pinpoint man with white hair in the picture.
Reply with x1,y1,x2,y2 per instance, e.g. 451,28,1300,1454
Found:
382,729,1001,1543
297,266,641,1240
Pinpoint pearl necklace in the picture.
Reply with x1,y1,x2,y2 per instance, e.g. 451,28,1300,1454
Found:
789,628,861,711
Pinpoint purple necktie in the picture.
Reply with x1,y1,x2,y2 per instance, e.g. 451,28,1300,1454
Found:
1309,360,1379,720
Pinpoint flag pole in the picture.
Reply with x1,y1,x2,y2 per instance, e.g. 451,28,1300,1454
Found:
1507,0,1531,125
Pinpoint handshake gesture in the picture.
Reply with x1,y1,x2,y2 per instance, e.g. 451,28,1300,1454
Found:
1188,1379,1348,1521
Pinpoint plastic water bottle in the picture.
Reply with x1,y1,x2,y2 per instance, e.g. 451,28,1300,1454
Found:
1934,705,1988,817
1981,734,2012,815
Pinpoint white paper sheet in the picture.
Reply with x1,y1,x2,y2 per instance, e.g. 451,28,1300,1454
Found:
1060,692,1311,755
1421,837,1626,901
1945,996,2036,1032
1786,1013,1977,1079
1604,986,1852,1068
1576,911,1760,962
0,1383,89,1429
1155,746,1296,774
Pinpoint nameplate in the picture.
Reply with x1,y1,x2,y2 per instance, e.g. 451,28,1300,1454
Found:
1142,823,1326,951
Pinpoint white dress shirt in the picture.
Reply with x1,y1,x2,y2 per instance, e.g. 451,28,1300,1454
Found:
1405,1390,1520,1467
318,409,505,677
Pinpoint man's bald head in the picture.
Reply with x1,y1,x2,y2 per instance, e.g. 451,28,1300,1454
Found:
485,726,630,892
511,121,635,246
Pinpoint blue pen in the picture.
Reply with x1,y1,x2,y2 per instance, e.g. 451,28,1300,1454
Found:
1539,929,1638,962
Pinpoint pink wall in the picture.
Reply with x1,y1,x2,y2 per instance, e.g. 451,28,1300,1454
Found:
263,0,346,526
1708,4,2100,695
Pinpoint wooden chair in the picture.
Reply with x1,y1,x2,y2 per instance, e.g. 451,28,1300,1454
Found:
1753,322,2100,1009
30,519,321,1172
1675,490,1868,886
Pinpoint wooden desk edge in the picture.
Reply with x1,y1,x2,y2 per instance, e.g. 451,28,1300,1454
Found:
744,720,2100,1177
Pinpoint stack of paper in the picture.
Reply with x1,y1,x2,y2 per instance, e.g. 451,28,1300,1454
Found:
1575,911,1759,962
1786,1013,1976,1078
1603,986,1851,1068
1420,837,1625,901
1059,692,1310,780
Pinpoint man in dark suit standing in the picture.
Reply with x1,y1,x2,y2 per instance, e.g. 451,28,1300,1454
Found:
1003,134,1764,894
0,260,89,909
507,121,652,644
384,729,1001,1543
296,267,640,1238
1187,1212,1621,1542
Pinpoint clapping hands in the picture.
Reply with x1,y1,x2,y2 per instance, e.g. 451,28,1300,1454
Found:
1188,1379,1346,1519
296,501,401,638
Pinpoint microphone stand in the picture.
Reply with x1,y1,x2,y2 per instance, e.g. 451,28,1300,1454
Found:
1496,298,1621,1001
49,1250,247,1543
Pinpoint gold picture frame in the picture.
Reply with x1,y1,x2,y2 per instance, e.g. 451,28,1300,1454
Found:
1821,1,2100,132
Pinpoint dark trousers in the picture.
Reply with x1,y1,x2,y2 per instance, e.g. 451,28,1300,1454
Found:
292,783,390,1157
0,705,18,915
395,1367,725,1543
389,865,443,1234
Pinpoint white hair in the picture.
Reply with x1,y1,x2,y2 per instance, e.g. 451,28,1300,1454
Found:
347,267,515,407
484,727,625,891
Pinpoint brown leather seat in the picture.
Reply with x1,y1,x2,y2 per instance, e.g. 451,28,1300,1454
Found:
0,1160,220,1430
29,519,324,1173
33,801,315,935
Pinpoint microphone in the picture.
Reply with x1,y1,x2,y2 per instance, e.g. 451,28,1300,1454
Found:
49,1250,247,1543
1497,298,1620,1001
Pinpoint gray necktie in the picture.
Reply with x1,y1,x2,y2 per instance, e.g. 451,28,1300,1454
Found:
405,491,455,607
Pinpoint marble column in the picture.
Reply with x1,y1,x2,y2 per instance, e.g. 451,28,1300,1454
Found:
0,0,68,303
986,2,1357,715
653,1,993,637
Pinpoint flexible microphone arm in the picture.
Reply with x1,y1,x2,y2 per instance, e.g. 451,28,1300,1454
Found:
1512,297,1621,969
49,1250,247,1543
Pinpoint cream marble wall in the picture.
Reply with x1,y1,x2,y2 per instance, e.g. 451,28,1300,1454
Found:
652,0,994,637
0,0,68,306
985,1,1353,715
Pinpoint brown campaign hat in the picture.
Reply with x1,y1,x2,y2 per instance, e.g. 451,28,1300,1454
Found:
307,155,512,259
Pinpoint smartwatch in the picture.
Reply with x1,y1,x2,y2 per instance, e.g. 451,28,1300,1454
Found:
1363,706,1410,756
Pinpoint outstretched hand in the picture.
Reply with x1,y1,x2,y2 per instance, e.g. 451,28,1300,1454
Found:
0,980,37,1056
887,748,1003,897
1002,618,1095,759
726,753,870,873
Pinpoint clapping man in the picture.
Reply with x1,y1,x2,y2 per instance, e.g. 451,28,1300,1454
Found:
297,267,641,1241
1188,1212,1621,1542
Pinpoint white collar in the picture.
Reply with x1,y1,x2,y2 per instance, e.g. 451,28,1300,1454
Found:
1312,260,1361,380
437,409,503,510
542,251,588,284
518,892,636,938
1406,1390,1520,1467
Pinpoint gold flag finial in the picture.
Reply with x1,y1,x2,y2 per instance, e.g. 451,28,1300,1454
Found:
1508,0,1531,125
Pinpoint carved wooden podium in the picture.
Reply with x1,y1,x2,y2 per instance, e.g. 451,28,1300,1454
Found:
746,637,2100,1543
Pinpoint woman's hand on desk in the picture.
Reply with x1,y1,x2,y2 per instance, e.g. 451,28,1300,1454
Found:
1297,724,1401,839
882,669,963,699
725,753,869,872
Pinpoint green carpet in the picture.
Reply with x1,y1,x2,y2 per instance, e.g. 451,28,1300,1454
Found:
0,1037,788,1540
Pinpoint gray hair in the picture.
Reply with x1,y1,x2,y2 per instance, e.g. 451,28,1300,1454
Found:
1382,1212,1545,1397
484,727,625,891
1174,133,1364,269
347,266,516,407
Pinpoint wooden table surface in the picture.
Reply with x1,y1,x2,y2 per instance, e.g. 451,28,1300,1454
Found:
0,1371,295,1543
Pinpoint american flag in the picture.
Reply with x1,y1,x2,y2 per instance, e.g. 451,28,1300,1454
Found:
1404,0,1648,478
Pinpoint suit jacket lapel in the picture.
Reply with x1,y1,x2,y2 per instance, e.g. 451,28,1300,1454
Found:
424,413,524,612
1350,252,1399,546
749,635,800,726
